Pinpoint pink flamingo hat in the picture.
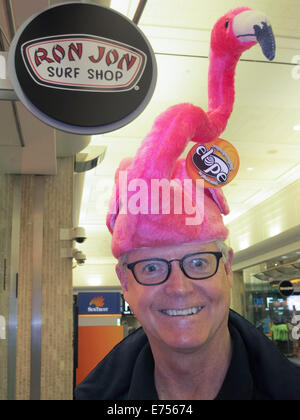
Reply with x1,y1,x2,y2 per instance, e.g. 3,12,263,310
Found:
106,7,275,259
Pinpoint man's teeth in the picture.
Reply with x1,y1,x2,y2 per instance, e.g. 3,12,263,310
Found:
161,306,204,316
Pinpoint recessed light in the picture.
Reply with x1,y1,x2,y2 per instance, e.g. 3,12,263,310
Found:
247,167,254,171
293,125,300,131
87,275,103,286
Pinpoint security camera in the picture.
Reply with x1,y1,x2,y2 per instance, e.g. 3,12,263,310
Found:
73,227,87,243
72,249,87,265
60,247,87,265
60,227,87,243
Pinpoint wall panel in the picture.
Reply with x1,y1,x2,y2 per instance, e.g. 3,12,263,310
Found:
15,158,74,400
0,174,14,400
41,158,73,400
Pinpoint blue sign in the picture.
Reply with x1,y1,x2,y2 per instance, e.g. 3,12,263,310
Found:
78,292,121,315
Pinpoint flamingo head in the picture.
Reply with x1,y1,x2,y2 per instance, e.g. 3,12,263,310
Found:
211,7,275,61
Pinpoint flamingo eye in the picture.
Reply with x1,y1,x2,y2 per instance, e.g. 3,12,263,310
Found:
225,20,229,29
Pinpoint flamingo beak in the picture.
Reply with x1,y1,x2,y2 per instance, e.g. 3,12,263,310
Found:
232,10,276,61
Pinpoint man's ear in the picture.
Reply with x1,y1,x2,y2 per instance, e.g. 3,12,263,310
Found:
116,264,129,292
226,265,233,289
224,260,232,276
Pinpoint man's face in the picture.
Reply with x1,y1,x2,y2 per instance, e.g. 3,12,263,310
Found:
119,241,233,353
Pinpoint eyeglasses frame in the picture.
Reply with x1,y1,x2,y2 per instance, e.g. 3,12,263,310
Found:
124,251,223,286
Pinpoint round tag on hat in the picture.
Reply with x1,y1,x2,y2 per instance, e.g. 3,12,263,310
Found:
186,138,240,188
8,3,157,135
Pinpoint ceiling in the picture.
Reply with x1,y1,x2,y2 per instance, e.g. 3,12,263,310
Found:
1,0,300,288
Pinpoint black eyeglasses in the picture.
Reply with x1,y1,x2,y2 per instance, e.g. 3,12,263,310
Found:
125,252,223,286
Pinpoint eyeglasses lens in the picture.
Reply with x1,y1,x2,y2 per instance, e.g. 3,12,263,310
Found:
133,253,218,285
134,260,168,285
182,254,216,278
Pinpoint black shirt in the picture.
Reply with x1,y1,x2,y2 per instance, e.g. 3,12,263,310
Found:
126,323,255,400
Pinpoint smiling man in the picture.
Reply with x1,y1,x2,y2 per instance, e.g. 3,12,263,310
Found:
75,103,300,401
119,240,233,400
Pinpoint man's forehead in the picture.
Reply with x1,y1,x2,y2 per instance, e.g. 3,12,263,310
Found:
127,241,220,260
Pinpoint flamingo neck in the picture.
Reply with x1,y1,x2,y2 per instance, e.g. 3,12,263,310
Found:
207,49,242,133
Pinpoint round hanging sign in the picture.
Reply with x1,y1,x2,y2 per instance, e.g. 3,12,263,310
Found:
8,2,157,135
279,280,294,297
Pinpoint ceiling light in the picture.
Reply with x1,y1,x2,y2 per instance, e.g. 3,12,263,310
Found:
110,0,130,15
294,125,300,131
269,223,281,237
247,167,254,171
87,275,103,287
239,234,249,251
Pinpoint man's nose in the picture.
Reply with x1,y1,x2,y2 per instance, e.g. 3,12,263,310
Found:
163,260,194,295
